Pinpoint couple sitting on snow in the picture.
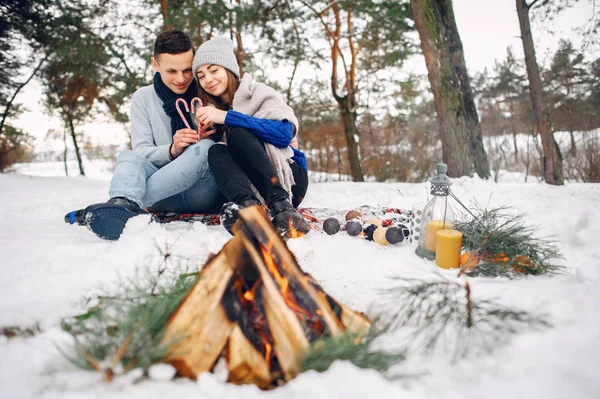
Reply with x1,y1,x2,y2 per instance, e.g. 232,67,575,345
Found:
65,30,310,240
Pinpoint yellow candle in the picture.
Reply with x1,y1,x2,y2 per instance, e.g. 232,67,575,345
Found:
423,220,452,252
435,229,463,269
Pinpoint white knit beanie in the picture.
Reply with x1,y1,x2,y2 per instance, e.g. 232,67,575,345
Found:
192,37,240,80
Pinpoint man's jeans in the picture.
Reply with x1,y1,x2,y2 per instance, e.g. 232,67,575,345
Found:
109,140,222,213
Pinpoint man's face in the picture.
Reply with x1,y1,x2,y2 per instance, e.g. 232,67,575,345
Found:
151,49,194,95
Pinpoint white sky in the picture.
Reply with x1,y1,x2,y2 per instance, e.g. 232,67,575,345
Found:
10,0,597,152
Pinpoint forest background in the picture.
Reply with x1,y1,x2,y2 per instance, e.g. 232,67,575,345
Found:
1,0,598,183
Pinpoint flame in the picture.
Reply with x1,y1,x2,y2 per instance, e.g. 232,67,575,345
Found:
288,218,306,239
264,342,272,369
260,245,311,318
231,276,244,298
242,280,260,302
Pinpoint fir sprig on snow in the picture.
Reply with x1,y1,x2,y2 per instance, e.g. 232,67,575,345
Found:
384,278,550,359
298,318,405,378
0,323,41,339
60,260,198,381
453,205,564,278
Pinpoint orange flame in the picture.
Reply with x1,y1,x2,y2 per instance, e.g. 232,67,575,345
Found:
288,218,306,239
260,245,311,318
264,342,272,369
242,280,260,302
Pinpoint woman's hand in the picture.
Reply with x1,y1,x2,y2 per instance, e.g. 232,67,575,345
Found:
171,128,199,158
198,123,216,140
195,107,227,126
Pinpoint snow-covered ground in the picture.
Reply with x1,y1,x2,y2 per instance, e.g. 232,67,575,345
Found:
1,165,599,398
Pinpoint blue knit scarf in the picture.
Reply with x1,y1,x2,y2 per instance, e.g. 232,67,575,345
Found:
153,72,198,136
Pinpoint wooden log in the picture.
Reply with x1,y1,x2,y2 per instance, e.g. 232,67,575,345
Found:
161,238,241,379
236,206,345,338
227,324,271,389
161,204,373,387
237,232,309,381
340,304,371,341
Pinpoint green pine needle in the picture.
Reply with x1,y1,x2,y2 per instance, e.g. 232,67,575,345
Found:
0,323,41,339
453,205,564,278
384,278,550,359
60,262,198,375
298,319,405,377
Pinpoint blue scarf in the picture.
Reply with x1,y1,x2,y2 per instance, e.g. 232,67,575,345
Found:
153,72,198,136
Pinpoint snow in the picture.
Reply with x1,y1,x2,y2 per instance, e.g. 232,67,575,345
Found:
1,166,600,398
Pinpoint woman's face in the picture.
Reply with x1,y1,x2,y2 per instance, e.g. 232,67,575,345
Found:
196,64,229,99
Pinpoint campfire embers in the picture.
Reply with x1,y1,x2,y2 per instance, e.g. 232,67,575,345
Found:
161,205,371,389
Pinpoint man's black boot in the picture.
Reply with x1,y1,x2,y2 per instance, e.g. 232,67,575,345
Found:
219,198,262,235
74,197,149,241
269,199,311,237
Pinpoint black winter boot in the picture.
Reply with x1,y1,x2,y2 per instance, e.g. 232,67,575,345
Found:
65,197,149,241
219,198,262,235
269,199,311,238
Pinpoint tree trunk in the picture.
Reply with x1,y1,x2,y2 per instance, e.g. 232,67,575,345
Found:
67,113,85,176
509,101,519,162
410,0,490,179
568,106,576,156
63,128,69,176
339,105,364,182
336,145,343,179
230,29,245,77
159,0,169,30
516,0,563,185
0,55,48,135
315,1,364,182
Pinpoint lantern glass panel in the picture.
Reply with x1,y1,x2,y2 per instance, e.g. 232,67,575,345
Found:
415,164,456,260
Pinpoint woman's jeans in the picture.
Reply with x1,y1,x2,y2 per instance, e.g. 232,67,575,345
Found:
109,140,223,213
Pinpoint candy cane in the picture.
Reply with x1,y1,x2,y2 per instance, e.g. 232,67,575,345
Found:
191,97,213,134
175,98,192,130
190,97,203,113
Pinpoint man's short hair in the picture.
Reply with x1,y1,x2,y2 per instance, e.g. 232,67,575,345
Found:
153,30,194,59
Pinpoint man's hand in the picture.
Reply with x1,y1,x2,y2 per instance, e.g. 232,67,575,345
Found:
195,107,227,126
171,128,199,158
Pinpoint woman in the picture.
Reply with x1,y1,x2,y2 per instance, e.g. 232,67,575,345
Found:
191,36,310,236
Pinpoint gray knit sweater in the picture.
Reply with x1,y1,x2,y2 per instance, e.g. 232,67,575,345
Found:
129,85,176,168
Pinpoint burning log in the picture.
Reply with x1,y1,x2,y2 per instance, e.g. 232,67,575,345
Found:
160,242,237,379
227,324,271,388
162,205,371,388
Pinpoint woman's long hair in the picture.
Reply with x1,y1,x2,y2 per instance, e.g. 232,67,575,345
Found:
197,69,240,111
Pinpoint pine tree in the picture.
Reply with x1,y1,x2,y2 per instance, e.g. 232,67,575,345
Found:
545,40,590,154
277,0,415,182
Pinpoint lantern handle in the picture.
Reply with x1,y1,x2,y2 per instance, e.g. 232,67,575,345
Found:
449,188,478,220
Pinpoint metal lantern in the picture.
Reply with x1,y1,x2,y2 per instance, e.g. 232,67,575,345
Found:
415,163,456,260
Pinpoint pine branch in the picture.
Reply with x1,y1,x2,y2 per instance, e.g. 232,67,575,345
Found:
298,317,405,377
454,205,564,278
383,278,550,360
0,323,41,339
60,262,199,378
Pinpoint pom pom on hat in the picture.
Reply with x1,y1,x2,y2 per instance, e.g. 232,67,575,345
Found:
192,36,240,80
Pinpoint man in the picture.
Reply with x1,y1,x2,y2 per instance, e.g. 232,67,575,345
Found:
65,30,222,240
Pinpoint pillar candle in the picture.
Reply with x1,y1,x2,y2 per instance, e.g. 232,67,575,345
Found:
423,220,452,252
435,229,463,269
